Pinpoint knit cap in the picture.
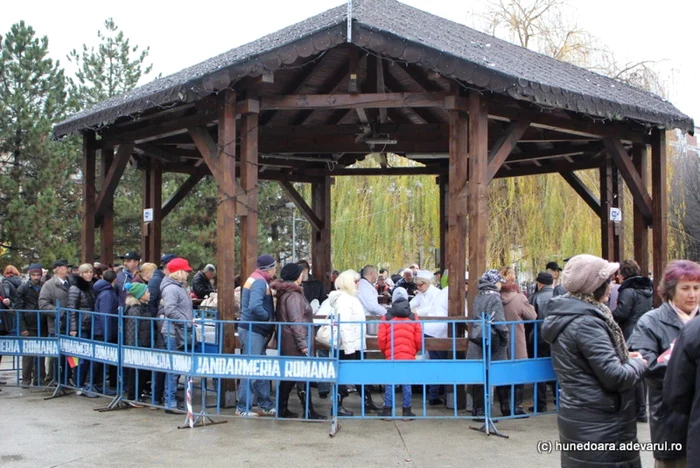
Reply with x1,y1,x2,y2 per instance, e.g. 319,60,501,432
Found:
562,254,619,295
125,282,148,299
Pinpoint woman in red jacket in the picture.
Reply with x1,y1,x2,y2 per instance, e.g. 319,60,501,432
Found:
377,290,422,419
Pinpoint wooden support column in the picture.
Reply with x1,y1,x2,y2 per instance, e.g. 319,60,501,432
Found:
239,103,259,282
81,131,96,264
445,106,468,321
651,129,667,306
100,147,114,265
311,177,332,290
612,166,624,262
600,156,615,261
438,175,448,272
149,163,162,263
632,144,650,275
141,163,153,262
467,92,489,318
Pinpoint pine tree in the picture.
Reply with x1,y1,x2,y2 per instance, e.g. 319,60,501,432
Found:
0,21,79,266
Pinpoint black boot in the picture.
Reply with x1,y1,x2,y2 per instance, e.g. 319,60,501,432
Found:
337,394,354,417
471,385,485,421
514,385,529,417
364,389,380,412
278,381,298,418
297,386,327,420
402,407,416,420
497,386,511,417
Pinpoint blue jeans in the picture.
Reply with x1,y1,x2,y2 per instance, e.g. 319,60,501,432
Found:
384,384,412,408
426,336,447,400
164,334,181,408
236,327,274,411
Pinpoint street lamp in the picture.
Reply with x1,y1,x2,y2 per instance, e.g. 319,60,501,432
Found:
285,202,296,262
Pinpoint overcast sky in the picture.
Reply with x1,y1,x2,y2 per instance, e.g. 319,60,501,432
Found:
2,0,698,124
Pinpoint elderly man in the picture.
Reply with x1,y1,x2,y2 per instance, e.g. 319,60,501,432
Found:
116,251,141,308
395,269,418,297
39,259,71,384
192,264,216,299
411,270,444,405
16,264,46,387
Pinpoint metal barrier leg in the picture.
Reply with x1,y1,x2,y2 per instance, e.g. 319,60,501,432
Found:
177,376,228,430
44,357,70,400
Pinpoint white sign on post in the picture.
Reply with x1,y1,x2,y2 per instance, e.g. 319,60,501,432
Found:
610,207,622,223
143,208,154,223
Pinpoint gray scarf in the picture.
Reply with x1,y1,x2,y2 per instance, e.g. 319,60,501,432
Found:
569,292,630,361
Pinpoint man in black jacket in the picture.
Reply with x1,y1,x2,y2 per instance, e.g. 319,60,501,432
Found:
528,272,555,411
614,259,653,422
192,264,216,299
16,264,46,386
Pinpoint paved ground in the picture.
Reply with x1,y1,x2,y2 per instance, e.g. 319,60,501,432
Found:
1,383,658,467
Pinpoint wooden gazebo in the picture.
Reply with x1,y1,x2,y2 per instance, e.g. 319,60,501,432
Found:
55,0,693,392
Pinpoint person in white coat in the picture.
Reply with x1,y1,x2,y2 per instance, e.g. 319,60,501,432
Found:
326,269,379,415
357,265,387,337
409,270,445,405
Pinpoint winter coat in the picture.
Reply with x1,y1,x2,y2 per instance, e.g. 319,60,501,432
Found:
663,315,700,466
410,284,443,338
147,268,165,318
466,280,509,361
124,296,151,348
528,285,554,355
240,270,275,337
192,271,215,300
0,275,21,334
613,276,654,340
159,276,193,348
542,295,646,468
93,279,119,340
16,280,46,335
271,280,313,357
115,269,136,308
327,290,366,355
67,275,96,334
553,284,567,297
500,284,536,360
39,276,70,335
378,298,422,360
628,302,688,460
302,276,327,304
394,277,418,297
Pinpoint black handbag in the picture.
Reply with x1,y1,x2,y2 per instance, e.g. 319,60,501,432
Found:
468,311,498,346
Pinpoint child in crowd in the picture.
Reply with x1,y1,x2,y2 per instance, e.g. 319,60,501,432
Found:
377,287,422,419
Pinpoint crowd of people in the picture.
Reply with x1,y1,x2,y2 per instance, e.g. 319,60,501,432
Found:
2,252,700,466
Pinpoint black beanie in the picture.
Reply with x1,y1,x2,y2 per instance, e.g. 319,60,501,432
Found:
280,263,302,282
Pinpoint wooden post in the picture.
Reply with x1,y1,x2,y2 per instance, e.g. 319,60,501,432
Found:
438,175,447,272
467,91,489,317
600,156,615,261
100,146,114,265
218,90,238,407
612,166,624,262
651,129,667,306
446,109,467,320
312,177,332,289
81,131,96,264
632,144,650,275
149,162,162,263
239,106,259,282
141,163,152,262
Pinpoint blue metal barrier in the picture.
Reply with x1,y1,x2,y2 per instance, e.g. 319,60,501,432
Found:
3,306,556,438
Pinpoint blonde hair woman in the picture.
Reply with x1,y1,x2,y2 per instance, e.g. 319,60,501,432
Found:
139,263,157,283
326,269,379,415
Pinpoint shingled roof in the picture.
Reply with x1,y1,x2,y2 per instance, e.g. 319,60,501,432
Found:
54,0,694,137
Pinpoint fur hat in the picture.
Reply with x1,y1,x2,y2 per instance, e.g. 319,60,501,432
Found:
562,254,619,295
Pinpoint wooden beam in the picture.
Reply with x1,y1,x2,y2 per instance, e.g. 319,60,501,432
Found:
279,180,323,231
161,174,204,219
612,166,624,262
141,163,153,262
438,175,447,272
81,131,96,264
376,57,388,124
493,157,602,179
651,128,667,307
604,137,653,223
217,90,237,407
632,144,649,275
487,119,532,182
188,126,220,175
100,147,114,265
600,156,615,261
259,60,324,126
95,143,134,219
149,163,162,263
559,171,601,214
305,166,445,177
467,91,489,322
383,68,441,124
261,92,449,111
291,61,350,126
311,177,332,290
240,109,259,282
